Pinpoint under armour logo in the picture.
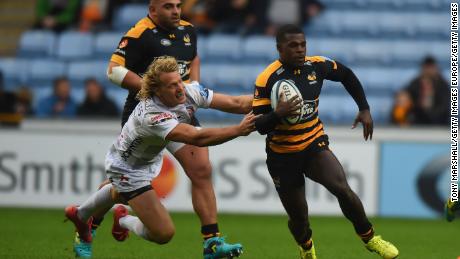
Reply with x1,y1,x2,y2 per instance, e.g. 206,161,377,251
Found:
169,34,176,39
294,69,301,75
318,141,326,147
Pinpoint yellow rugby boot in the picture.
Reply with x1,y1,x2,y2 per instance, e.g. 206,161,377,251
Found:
365,235,399,259
299,241,317,259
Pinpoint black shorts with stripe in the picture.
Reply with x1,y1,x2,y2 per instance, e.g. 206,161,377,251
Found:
266,134,329,192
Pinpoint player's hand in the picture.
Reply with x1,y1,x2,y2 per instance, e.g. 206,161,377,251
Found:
274,92,303,118
238,111,261,136
352,109,373,141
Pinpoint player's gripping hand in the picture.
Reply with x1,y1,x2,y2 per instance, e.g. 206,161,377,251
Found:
238,111,261,136
352,109,374,141
274,92,303,118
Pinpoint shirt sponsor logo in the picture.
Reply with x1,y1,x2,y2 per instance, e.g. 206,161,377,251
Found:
150,113,174,125
183,34,191,46
301,100,317,120
161,39,172,46
178,26,184,30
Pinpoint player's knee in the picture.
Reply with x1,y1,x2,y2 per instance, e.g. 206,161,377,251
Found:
151,227,175,244
188,162,212,182
331,184,354,199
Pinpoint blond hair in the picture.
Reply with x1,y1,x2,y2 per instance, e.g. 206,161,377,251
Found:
137,56,179,101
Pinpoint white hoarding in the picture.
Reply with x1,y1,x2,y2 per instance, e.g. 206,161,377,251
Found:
0,128,378,215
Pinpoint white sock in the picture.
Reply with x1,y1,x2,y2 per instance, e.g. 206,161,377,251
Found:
77,184,115,222
119,215,150,240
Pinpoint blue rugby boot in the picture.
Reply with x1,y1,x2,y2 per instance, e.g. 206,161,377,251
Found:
203,236,243,259
73,230,95,258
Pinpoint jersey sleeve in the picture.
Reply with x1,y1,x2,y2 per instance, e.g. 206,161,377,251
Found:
252,74,273,115
311,56,340,81
143,112,179,140
110,35,143,69
185,81,214,108
190,27,198,58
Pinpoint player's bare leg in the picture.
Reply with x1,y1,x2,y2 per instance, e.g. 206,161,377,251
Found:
173,144,243,258
118,189,175,244
306,149,398,259
174,145,217,226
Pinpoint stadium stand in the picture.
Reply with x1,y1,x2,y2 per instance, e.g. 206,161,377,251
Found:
18,30,55,58
0,0,449,124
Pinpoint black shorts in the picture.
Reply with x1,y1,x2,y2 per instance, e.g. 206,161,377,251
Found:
118,185,153,201
266,135,329,192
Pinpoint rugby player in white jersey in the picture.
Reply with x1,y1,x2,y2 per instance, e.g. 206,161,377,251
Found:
64,56,261,258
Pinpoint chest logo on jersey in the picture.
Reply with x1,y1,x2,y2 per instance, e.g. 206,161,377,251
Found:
150,113,174,125
161,39,172,46
307,72,317,84
183,34,191,46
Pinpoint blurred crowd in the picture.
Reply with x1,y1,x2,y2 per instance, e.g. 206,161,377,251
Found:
0,74,119,119
0,0,451,127
32,0,325,35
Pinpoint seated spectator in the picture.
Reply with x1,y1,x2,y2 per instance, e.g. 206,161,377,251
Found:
77,78,119,118
264,0,325,35
0,71,22,126
16,86,35,116
391,90,413,126
36,77,77,118
34,0,81,33
207,0,266,35
391,56,449,126
182,0,215,34
79,0,109,32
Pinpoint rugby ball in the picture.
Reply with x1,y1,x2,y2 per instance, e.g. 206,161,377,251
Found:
270,79,304,125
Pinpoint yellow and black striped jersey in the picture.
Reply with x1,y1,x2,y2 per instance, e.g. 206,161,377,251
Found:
252,56,340,153
110,16,197,126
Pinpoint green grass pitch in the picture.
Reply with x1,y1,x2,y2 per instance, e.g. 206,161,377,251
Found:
0,207,458,259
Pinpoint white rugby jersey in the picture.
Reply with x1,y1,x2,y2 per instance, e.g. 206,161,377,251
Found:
105,82,214,181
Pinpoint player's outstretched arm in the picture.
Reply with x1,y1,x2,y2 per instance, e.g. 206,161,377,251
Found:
107,61,142,91
166,112,259,147
352,109,374,141
210,93,253,114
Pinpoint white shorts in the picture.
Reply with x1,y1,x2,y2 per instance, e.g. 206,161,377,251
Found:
107,170,153,193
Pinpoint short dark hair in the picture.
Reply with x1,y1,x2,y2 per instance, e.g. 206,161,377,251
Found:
421,55,437,66
276,24,304,44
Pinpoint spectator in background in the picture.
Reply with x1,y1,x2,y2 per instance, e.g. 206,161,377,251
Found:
79,0,109,32
0,71,22,126
207,0,266,35
36,77,77,118
391,56,449,126
0,70,17,114
264,0,325,35
181,0,215,34
77,78,119,118
16,86,35,116
34,0,81,33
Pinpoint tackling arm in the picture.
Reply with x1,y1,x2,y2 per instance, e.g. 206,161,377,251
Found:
166,112,257,147
209,93,253,114
107,61,142,92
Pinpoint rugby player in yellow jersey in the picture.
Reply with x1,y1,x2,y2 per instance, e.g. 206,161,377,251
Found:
252,24,399,259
